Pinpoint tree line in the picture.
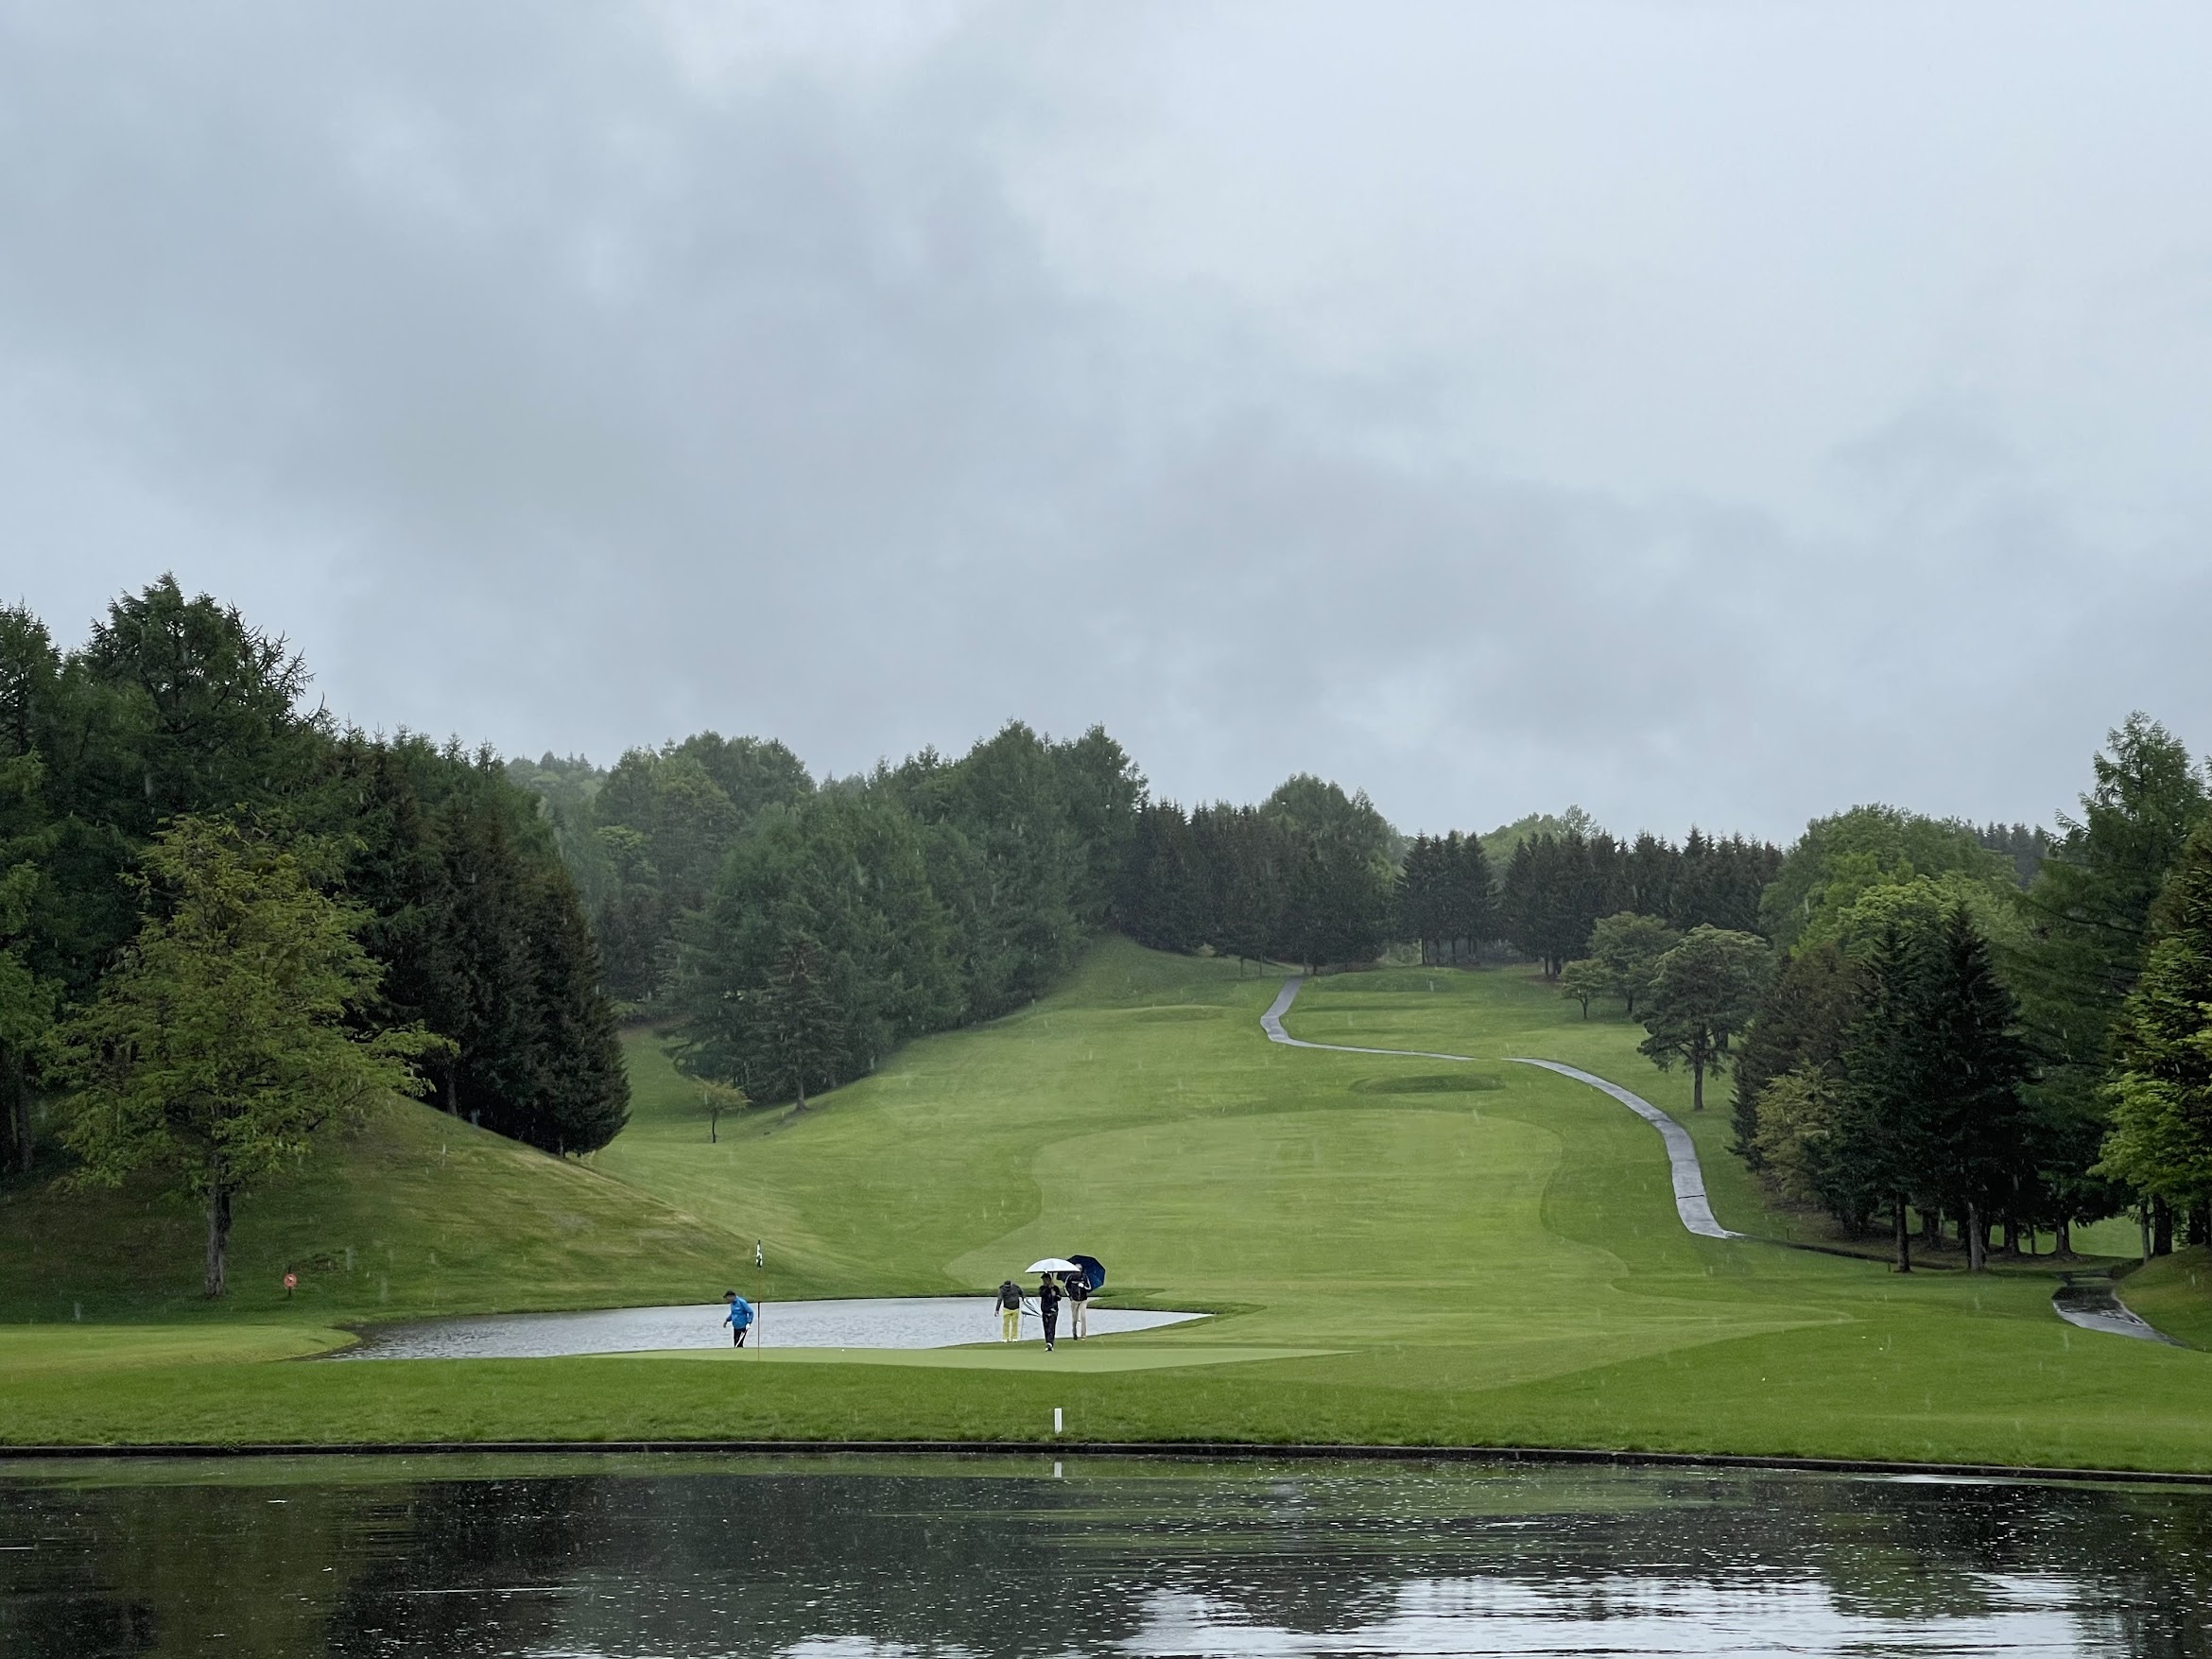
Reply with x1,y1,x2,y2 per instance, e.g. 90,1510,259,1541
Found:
1495,828,1781,976
507,735,814,1006
1723,719,2212,1268
1112,777,1399,972
637,724,1144,1110
0,580,629,1289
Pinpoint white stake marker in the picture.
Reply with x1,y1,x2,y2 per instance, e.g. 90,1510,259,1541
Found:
1053,1408,1063,1435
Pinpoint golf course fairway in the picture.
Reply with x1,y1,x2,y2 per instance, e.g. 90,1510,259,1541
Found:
5,939,2209,1471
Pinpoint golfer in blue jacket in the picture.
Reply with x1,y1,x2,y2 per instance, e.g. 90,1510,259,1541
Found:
723,1289,754,1348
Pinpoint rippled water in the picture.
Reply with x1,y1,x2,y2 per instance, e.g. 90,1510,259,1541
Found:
335,1297,1205,1359
4,1454,2209,1656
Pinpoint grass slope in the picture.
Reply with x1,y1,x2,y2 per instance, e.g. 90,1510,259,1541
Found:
0,1096,752,1334
7,941,2212,1469
2123,1248,2212,1350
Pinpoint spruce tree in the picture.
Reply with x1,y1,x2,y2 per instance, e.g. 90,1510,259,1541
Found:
2098,821,2212,1215
1912,907,2033,1270
1446,831,1496,962
1397,834,1440,960
1732,940,1860,1168
521,865,631,1154
1840,924,1942,1270
1211,806,1287,972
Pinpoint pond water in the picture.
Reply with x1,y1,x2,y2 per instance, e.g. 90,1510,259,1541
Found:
4,1453,2210,1657
335,1298,1205,1360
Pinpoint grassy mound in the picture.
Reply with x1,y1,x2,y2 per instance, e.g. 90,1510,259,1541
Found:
0,1096,752,1327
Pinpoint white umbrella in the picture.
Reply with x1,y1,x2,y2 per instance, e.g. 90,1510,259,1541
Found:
1027,1257,1080,1273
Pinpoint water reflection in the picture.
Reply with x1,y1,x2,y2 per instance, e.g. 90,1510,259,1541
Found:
2,1455,2208,1657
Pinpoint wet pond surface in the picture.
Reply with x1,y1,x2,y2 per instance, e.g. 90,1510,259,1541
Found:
335,1297,1205,1360
5,1453,2212,1656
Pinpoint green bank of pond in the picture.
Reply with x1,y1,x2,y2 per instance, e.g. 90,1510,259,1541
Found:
6,1452,2212,1657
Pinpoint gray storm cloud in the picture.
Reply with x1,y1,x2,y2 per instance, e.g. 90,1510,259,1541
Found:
1,1,2206,840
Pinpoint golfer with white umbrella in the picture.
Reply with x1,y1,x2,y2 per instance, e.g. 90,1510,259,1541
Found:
1028,1257,1080,1352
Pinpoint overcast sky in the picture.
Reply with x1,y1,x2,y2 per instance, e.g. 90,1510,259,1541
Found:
4,3,2208,841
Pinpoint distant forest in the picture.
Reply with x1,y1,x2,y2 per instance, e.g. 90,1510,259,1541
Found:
506,732,1804,1110
504,709,2212,1274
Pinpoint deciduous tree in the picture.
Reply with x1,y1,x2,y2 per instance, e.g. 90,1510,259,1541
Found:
1589,911,1680,1015
1558,957,1608,1018
1638,925,1771,1112
56,816,434,1297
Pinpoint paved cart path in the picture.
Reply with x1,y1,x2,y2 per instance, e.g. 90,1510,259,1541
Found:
1260,977,2189,1343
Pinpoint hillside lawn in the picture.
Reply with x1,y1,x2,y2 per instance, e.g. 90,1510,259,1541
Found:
4,939,2211,1470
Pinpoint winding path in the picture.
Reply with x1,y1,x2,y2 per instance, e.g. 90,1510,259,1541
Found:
1260,977,1739,1240
1259,978,2187,1344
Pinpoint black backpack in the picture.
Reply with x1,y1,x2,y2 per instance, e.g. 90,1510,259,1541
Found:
997,1282,1021,1310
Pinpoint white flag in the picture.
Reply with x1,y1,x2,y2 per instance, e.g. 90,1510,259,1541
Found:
754,1240,764,1269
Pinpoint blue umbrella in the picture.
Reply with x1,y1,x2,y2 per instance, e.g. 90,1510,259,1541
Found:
1070,1254,1105,1290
